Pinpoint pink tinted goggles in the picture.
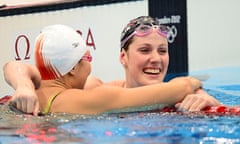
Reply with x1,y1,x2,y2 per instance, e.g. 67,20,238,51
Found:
121,24,169,48
81,55,92,62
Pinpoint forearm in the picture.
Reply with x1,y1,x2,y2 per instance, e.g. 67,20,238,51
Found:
92,78,199,111
118,80,192,107
56,77,201,114
3,61,41,90
3,61,41,115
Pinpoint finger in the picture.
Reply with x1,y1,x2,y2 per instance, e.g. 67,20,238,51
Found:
178,96,193,111
10,95,23,112
10,100,26,114
33,102,40,116
26,100,34,114
188,100,204,111
174,102,181,108
21,100,28,113
15,101,21,111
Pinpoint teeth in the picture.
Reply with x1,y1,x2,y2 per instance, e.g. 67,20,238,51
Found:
144,68,160,74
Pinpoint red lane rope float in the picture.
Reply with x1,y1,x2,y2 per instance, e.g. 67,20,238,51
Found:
1,95,240,115
151,105,240,116
0,95,11,104
202,105,240,115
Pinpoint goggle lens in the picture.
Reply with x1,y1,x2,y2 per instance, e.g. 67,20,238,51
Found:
81,55,92,62
121,24,169,48
135,25,169,37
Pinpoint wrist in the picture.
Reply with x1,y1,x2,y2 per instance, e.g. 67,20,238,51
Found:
15,77,36,91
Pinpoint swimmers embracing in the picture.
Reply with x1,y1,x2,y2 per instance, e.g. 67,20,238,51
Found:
3,16,220,115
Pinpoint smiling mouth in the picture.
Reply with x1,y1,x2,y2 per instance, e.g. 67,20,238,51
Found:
143,68,161,75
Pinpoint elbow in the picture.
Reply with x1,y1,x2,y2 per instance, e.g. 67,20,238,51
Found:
3,61,15,82
3,61,14,72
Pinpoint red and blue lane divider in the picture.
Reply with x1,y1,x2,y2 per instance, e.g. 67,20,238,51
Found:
0,95,11,104
1,95,240,115
149,105,240,116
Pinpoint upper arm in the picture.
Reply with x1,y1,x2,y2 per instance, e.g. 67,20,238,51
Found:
3,61,41,89
51,84,173,114
49,86,125,114
46,81,194,114
104,80,125,87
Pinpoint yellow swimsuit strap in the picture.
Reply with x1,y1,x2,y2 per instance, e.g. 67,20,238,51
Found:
42,91,62,114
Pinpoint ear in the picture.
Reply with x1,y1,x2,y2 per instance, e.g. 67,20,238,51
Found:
120,50,127,66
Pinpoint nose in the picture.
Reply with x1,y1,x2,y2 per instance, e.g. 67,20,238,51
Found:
150,50,161,63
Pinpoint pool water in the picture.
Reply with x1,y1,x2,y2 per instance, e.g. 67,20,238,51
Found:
0,67,240,144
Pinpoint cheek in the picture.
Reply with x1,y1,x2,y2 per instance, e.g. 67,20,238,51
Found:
88,65,92,74
165,55,169,63
128,53,145,64
163,55,169,67
128,54,146,68
81,62,91,75
85,63,91,74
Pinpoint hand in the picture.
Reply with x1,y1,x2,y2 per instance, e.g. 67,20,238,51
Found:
10,86,39,116
170,76,202,93
175,89,220,112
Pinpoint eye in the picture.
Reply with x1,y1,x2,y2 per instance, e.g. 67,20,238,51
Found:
158,47,168,54
138,47,151,54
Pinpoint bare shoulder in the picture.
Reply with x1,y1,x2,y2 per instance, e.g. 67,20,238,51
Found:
104,80,125,87
84,76,104,89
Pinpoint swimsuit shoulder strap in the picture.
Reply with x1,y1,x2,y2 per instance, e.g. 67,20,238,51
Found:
42,91,62,114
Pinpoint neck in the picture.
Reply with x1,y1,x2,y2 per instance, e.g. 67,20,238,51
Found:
52,78,72,89
125,76,140,88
